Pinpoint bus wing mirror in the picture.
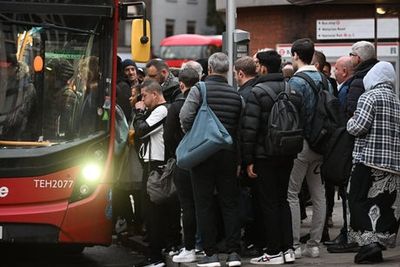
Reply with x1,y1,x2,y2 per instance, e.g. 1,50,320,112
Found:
131,19,151,63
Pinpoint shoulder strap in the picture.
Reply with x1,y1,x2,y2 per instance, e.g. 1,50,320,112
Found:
319,72,330,92
255,83,277,101
198,81,207,106
255,82,286,101
294,72,319,96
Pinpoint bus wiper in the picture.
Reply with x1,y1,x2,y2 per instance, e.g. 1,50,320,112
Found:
0,14,98,35
0,140,57,147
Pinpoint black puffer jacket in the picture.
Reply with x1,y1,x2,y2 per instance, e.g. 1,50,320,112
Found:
345,58,378,118
180,75,243,142
241,73,302,165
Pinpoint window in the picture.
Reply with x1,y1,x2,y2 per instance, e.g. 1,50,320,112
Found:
187,20,196,34
187,0,198,4
166,19,175,37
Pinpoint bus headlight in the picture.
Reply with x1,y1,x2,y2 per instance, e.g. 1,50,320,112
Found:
82,163,102,182
69,162,103,203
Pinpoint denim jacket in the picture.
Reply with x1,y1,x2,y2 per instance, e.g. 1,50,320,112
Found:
289,65,333,137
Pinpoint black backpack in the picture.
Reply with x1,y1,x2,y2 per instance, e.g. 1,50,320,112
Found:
321,127,354,186
294,72,345,154
255,82,304,156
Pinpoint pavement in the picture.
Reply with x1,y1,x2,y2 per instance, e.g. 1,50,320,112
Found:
128,197,400,266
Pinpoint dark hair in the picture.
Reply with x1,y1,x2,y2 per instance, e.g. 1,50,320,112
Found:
323,61,331,70
257,50,282,73
312,50,326,71
179,68,199,88
234,56,257,77
146,58,169,71
291,38,315,65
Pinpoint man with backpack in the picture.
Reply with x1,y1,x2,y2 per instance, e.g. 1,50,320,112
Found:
242,50,303,265
287,38,335,259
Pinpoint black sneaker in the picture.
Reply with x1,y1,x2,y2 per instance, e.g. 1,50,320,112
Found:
226,252,241,267
354,243,383,264
197,254,221,267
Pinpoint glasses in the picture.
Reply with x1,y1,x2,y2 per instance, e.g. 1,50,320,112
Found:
349,52,358,57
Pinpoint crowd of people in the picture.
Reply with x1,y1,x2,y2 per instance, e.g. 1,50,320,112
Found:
113,38,400,267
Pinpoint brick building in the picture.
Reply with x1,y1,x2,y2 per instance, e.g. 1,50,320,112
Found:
216,0,400,92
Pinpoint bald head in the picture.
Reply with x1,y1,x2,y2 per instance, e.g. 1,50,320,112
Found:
334,56,354,84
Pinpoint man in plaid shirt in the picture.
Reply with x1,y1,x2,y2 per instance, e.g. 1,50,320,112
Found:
346,61,400,264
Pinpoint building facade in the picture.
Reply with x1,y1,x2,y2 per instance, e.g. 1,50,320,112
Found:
217,0,400,93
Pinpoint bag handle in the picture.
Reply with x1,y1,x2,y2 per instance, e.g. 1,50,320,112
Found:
198,81,208,106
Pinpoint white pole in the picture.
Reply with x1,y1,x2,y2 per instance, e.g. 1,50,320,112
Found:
226,0,236,85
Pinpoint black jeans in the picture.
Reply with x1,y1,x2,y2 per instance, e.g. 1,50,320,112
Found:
174,166,197,250
325,181,335,219
142,161,181,261
254,158,294,255
191,149,241,256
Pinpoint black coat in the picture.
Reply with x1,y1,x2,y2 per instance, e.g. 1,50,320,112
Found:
241,73,302,165
345,58,378,118
163,91,188,159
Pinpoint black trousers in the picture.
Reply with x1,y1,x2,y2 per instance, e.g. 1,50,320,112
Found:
254,158,294,255
191,149,241,256
142,161,182,261
174,166,197,250
325,181,335,218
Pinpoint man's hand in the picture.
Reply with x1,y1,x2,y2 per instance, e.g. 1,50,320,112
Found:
135,101,146,111
247,164,257,178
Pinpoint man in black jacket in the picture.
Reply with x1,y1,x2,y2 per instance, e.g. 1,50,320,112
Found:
327,41,378,254
180,52,243,267
234,56,258,102
164,67,200,263
133,80,180,267
146,59,180,103
242,50,300,265
345,41,378,118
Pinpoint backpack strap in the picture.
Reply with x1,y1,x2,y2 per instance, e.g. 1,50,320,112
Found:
255,82,285,102
294,72,319,96
295,71,330,95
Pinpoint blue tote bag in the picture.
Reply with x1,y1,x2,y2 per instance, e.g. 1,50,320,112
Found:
176,82,232,170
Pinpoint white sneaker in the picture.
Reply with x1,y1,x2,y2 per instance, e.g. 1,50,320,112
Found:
302,246,319,258
294,246,302,259
283,249,295,263
141,261,165,267
172,248,196,263
250,252,284,265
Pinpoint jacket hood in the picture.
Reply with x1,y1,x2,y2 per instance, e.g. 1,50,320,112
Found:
363,61,396,91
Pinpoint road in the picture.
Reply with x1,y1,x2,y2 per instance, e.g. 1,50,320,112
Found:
0,242,145,267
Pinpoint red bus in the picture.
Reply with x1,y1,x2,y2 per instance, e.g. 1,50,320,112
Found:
0,0,150,252
159,34,222,68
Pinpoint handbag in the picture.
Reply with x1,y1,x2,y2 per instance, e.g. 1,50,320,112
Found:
147,157,177,204
176,81,233,170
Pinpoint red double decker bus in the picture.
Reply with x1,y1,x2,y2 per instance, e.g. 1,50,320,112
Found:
0,0,150,252
159,34,222,68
